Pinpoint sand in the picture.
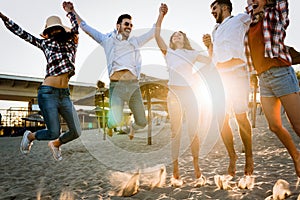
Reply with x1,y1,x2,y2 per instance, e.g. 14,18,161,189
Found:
0,114,300,200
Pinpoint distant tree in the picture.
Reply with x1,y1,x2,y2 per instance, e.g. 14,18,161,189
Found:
296,70,300,80
296,70,300,86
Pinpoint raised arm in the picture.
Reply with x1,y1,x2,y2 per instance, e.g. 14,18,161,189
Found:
63,1,107,44
63,1,83,25
0,11,43,49
155,3,168,55
0,12,8,22
62,2,79,34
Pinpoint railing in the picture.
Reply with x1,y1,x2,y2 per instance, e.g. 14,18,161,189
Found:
0,107,30,127
0,107,45,137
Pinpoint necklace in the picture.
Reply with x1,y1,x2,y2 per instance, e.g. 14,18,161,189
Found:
252,12,264,25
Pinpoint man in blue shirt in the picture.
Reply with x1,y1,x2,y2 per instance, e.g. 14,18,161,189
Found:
66,2,167,139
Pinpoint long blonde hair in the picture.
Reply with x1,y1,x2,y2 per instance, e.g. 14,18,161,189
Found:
169,31,194,50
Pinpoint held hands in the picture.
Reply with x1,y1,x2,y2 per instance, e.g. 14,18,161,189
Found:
159,3,168,16
202,34,212,49
250,74,258,86
0,12,8,21
63,1,74,13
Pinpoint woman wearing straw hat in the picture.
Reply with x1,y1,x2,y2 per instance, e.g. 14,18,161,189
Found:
0,2,81,161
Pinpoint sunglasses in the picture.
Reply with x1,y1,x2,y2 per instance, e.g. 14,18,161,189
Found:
123,22,133,27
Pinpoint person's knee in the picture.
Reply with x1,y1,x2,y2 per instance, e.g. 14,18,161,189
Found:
47,129,60,140
235,112,249,122
67,128,81,141
72,119,82,138
236,113,251,129
136,120,147,128
74,128,81,138
132,121,147,131
268,123,282,133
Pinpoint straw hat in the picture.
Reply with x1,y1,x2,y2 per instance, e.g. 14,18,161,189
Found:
40,16,70,37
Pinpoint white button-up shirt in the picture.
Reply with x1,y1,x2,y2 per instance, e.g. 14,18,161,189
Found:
80,21,155,79
212,13,251,66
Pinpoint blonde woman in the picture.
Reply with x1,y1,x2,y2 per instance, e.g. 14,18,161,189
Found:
155,4,210,187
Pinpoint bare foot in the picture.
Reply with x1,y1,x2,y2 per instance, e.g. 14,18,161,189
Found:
293,152,300,178
172,173,180,180
192,156,201,178
128,125,134,140
194,174,206,187
107,128,113,137
173,160,180,179
170,176,183,187
128,135,134,140
194,166,201,179
228,155,238,176
245,156,254,175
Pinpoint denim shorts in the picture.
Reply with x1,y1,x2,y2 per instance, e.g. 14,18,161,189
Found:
258,66,300,97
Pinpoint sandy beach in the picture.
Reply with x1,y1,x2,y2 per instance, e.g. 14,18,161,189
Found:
1,114,300,200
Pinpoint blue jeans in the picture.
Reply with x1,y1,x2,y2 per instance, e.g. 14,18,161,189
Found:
108,81,147,130
35,86,81,144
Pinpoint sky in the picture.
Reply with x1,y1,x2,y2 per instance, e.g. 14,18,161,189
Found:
0,0,300,108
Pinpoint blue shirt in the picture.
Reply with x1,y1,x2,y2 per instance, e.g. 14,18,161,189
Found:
80,21,155,79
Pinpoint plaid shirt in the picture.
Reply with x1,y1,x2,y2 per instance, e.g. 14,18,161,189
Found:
245,0,291,73
4,12,79,78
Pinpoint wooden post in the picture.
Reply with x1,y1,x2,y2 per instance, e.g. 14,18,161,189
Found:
146,85,152,145
97,115,101,132
251,75,258,128
102,93,106,140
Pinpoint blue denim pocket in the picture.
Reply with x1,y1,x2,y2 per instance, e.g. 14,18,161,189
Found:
269,67,290,78
62,89,70,97
38,86,56,101
38,86,54,95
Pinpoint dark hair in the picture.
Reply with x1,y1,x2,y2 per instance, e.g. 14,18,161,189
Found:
97,80,105,89
169,31,194,51
266,0,276,7
211,0,232,13
45,26,78,44
117,14,132,24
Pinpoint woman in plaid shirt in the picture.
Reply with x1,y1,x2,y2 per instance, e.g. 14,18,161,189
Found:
246,0,300,178
0,2,81,161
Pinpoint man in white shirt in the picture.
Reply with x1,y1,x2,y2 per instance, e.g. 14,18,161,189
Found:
66,2,167,139
203,0,253,178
